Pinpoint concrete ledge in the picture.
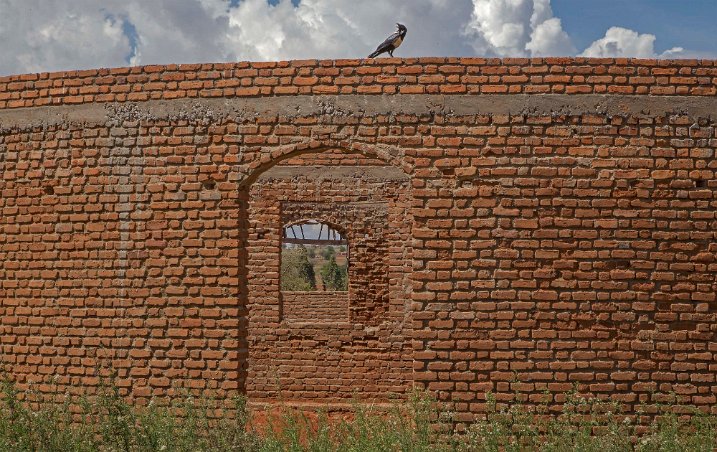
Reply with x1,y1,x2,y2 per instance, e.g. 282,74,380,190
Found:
1,94,716,131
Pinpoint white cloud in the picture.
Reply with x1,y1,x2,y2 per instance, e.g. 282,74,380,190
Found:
0,0,481,75
121,0,234,66
0,0,700,77
464,0,574,57
580,26,684,59
219,0,478,61
659,47,685,58
0,0,132,75
526,17,575,56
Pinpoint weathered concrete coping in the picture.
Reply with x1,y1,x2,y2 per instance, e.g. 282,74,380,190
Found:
1,94,716,131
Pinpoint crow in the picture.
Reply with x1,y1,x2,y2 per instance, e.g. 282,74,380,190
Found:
368,23,407,58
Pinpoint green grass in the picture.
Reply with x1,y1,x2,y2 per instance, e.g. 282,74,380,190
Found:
0,378,714,451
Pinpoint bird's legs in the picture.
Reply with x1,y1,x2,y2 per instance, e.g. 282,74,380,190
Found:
389,50,394,57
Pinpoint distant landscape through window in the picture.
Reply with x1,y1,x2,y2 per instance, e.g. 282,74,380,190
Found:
280,220,348,292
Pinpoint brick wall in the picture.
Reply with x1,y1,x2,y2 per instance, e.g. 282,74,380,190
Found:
281,292,349,324
1,58,716,110
247,158,412,403
1,58,716,422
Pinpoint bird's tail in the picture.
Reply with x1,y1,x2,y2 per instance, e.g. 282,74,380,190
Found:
368,50,381,58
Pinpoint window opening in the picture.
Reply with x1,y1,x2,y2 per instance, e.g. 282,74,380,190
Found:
281,220,348,291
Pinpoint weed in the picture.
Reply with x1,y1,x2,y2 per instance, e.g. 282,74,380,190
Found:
0,376,713,451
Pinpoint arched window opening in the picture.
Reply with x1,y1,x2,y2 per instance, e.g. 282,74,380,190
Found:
281,220,348,292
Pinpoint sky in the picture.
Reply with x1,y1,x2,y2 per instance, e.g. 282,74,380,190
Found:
284,221,344,242
0,0,714,77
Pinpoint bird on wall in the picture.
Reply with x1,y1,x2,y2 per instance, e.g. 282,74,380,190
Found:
368,23,407,58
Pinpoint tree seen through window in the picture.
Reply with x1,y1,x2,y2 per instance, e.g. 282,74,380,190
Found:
280,221,348,292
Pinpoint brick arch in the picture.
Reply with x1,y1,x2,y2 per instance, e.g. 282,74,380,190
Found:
238,139,413,189
239,140,416,407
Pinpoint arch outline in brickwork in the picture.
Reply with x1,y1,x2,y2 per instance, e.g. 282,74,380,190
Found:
237,138,414,188
239,137,416,404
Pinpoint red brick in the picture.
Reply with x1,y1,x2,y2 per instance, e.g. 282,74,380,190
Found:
1,57,716,426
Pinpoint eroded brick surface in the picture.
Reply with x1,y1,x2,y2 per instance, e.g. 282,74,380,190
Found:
0,59,716,422
247,160,413,402
281,292,349,324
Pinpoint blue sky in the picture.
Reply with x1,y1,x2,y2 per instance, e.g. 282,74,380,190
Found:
0,0,714,77
553,0,717,58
